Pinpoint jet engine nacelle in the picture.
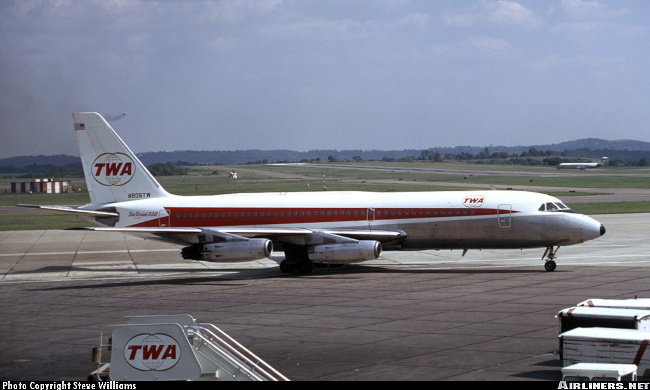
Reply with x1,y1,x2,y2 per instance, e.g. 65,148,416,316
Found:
181,239,273,262
307,240,381,264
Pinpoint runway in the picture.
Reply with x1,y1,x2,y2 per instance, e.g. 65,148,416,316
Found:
1,213,650,381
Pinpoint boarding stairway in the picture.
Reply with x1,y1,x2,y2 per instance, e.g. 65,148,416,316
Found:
90,314,289,381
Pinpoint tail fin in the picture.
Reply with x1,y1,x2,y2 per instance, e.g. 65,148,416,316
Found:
73,112,171,204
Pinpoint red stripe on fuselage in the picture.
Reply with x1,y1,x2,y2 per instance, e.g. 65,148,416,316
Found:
128,206,518,228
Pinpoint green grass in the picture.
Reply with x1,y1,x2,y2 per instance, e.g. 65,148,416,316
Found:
258,162,650,189
568,201,650,215
0,192,90,207
0,212,88,231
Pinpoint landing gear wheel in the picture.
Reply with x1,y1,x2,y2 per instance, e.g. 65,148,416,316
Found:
544,260,557,272
542,246,559,272
296,261,314,274
279,260,297,274
279,259,314,274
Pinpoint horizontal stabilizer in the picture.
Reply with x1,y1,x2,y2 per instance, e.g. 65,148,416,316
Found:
18,204,119,217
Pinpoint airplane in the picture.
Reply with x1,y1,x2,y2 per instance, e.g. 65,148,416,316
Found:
556,157,608,170
20,112,606,274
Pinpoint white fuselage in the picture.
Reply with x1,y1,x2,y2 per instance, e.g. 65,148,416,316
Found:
86,190,604,250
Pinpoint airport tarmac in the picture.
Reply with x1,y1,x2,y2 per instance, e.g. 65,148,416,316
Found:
1,213,650,381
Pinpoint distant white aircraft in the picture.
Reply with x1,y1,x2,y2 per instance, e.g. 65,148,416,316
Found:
556,157,608,170
20,113,606,273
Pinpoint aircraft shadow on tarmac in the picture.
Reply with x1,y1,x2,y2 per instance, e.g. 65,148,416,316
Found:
26,263,546,291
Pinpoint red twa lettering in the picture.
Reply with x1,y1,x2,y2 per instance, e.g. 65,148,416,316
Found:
94,162,133,176
464,197,483,204
127,344,177,360
142,345,164,360
127,345,142,360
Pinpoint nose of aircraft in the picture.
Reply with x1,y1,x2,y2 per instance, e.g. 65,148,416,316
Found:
581,215,606,242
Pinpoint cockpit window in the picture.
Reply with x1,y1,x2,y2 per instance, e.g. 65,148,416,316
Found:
539,202,572,212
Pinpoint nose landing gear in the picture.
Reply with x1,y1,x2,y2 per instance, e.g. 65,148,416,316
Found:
542,246,559,272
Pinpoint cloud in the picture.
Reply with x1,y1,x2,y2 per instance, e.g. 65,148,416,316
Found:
443,0,542,28
394,12,430,29
560,0,630,20
0,0,649,158
488,0,543,26
199,0,286,22
462,35,512,54
262,17,370,41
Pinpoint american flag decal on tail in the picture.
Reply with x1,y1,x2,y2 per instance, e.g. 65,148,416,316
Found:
74,123,85,130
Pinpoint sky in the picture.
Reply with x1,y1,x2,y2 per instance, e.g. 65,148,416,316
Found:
1,0,649,158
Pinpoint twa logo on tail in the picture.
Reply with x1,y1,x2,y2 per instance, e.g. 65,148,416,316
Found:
92,152,135,186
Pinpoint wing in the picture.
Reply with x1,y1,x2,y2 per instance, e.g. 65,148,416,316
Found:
69,226,407,246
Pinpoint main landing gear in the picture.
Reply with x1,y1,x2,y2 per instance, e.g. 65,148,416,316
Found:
279,259,314,274
542,246,559,272
279,244,316,274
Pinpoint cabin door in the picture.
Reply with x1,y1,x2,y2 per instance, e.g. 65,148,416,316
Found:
497,204,511,228
159,208,170,227
366,208,375,230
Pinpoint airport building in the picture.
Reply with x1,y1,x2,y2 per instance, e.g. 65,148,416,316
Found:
10,178,73,194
